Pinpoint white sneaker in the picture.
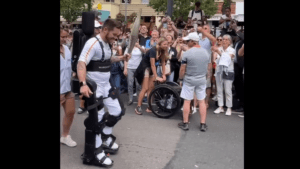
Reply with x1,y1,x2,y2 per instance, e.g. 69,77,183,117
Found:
133,93,137,96
225,108,232,116
60,135,77,147
192,107,197,114
214,107,224,114
212,95,217,101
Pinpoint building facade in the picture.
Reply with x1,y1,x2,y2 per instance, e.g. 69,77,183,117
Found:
61,0,244,31
91,0,164,28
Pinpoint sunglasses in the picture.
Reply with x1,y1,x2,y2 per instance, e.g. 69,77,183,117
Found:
217,39,223,41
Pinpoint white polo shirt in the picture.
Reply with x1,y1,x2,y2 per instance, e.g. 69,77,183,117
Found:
60,45,72,94
78,34,112,84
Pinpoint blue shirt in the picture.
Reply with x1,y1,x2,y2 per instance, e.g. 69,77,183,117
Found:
60,45,72,94
145,39,157,49
198,35,212,63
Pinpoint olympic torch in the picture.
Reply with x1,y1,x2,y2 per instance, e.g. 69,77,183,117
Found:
127,8,142,55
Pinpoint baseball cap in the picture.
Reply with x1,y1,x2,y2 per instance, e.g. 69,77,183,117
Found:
95,20,101,28
182,32,199,41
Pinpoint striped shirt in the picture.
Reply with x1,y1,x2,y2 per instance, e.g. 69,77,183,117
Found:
60,45,72,94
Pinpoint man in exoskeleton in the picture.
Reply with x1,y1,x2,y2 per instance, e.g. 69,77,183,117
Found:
77,19,131,167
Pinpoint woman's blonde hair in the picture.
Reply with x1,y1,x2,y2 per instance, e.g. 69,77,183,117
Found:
156,37,168,61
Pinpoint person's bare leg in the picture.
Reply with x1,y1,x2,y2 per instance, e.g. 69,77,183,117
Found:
62,93,75,137
198,99,207,124
194,93,198,107
191,93,197,114
205,88,211,109
137,77,149,107
183,100,191,123
146,76,155,112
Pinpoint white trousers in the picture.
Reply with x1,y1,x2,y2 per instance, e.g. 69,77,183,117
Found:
94,82,122,148
215,73,233,108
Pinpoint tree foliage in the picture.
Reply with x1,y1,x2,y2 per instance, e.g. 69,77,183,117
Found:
148,0,218,21
60,0,95,23
127,12,137,23
116,12,125,23
222,0,232,14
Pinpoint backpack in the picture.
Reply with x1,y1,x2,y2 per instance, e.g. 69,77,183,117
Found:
191,9,203,23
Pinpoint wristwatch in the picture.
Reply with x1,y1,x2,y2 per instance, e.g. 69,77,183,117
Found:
79,81,87,87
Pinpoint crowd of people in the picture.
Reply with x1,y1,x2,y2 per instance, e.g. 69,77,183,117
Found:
61,1,245,131
60,1,244,167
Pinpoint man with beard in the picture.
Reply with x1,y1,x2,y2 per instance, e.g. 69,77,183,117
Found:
138,24,151,47
77,19,131,167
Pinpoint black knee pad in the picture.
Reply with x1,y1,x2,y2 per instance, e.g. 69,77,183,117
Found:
104,109,126,127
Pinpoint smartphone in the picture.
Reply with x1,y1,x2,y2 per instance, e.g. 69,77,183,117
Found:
187,25,194,29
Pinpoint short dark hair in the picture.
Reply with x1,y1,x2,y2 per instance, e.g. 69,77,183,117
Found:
102,19,122,31
195,1,201,7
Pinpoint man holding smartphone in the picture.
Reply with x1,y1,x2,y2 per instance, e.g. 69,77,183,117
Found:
158,16,178,39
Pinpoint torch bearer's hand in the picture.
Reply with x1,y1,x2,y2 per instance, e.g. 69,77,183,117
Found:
124,53,131,62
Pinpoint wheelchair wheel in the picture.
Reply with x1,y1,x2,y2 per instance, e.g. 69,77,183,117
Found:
165,81,180,87
148,84,182,118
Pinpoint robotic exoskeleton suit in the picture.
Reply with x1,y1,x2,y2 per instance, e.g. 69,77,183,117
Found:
71,12,125,168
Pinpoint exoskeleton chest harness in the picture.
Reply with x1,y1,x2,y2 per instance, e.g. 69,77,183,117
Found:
86,36,112,72
81,37,126,165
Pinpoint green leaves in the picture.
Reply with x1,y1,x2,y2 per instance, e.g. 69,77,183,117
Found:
60,0,95,23
148,0,218,21
201,0,218,18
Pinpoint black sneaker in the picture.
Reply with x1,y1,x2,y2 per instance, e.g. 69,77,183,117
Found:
234,107,244,112
200,123,207,132
178,122,189,130
127,100,133,106
135,106,143,115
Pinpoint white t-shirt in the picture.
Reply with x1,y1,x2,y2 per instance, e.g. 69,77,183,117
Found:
188,10,205,21
215,46,235,73
124,46,144,69
78,34,112,84
221,15,231,29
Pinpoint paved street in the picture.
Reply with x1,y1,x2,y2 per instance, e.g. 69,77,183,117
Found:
60,93,244,169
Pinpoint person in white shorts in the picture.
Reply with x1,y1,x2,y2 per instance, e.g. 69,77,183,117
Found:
177,32,210,132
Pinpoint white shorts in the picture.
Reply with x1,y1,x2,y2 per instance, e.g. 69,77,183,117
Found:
180,82,206,100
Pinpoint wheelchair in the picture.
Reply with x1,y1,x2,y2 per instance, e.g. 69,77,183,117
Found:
147,81,184,118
